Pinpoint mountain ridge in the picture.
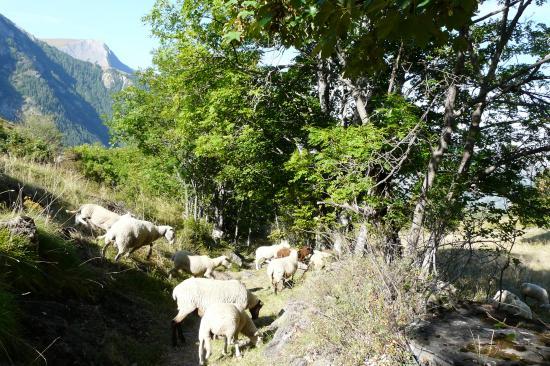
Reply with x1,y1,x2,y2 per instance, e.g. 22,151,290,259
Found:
42,38,134,74
0,13,133,145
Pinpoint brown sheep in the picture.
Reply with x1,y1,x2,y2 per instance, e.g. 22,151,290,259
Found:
275,246,312,262
275,247,291,259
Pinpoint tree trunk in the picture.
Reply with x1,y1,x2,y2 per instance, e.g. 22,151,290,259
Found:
317,55,330,114
354,223,368,256
387,42,403,95
406,74,460,255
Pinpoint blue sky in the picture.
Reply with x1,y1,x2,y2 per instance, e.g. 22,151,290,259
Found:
0,0,159,70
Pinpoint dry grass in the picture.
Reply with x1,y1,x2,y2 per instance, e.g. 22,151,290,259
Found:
0,155,182,226
438,226,550,304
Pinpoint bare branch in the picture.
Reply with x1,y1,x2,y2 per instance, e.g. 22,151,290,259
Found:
472,0,522,23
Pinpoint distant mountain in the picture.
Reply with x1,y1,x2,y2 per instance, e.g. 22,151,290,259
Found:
42,39,134,74
0,13,133,145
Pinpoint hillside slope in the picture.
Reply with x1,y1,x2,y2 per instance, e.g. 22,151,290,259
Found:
0,14,131,145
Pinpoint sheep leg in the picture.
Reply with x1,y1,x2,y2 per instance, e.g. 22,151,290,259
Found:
204,268,213,279
146,244,153,260
114,249,125,262
102,239,112,258
198,338,206,365
204,335,212,361
232,336,242,358
222,335,229,355
171,306,194,346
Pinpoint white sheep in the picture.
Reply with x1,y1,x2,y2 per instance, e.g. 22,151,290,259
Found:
309,250,333,270
254,241,291,270
520,282,550,308
169,251,232,279
492,290,532,319
101,215,175,261
198,303,261,365
66,203,124,233
171,277,263,346
267,249,299,294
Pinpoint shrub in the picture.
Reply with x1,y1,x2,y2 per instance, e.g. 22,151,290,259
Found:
284,257,423,365
179,217,215,251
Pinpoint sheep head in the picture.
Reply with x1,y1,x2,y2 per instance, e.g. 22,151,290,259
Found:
160,226,176,244
249,299,263,320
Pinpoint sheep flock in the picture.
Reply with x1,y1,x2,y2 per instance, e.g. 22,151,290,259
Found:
65,202,549,363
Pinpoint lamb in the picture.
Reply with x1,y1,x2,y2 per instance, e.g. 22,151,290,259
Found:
169,251,232,279
255,241,291,269
492,290,532,320
66,203,124,233
198,303,261,365
520,282,550,309
101,215,175,261
171,277,263,346
267,249,299,294
309,250,333,270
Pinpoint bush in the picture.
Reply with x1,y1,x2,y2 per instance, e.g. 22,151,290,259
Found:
0,116,62,163
179,217,215,251
72,144,180,199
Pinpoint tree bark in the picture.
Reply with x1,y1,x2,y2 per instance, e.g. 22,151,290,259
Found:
388,41,403,95
317,55,330,114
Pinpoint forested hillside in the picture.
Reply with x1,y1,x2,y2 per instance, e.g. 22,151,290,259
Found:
0,14,131,145
0,0,549,365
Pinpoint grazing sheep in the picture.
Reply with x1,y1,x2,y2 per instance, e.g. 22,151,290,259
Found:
198,303,261,365
101,215,175,261
492,290,532,320
66,203,124,233
169,251,232,279
255,241,291,269
267,249,299,294
520,282,550,307
309,250,333,270
171,278,263,346
275,246,313,263
298,246,313,262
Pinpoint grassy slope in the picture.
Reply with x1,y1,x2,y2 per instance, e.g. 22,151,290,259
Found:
0,156,184,365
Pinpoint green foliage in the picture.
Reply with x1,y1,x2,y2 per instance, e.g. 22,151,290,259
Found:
109,4,326,241
282,95,424,234
224,0,477,75
179,218,216,251
72,144,180,199
0,116,62,163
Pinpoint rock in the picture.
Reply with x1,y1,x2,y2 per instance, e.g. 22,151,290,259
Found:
226,251,243,267
492,290,532,320
263,300,333,365
290,357,307,366
407,302,550,365
0,215,38,244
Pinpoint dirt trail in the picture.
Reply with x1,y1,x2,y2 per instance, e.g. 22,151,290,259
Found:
161,266,281,366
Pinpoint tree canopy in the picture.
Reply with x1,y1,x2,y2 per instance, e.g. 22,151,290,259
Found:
103,0,548,267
